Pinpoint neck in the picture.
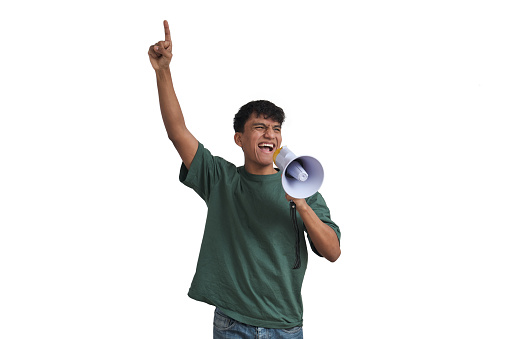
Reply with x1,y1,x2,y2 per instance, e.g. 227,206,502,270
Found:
244,162,278,175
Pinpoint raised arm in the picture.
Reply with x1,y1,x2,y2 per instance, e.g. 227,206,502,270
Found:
148,20,198,169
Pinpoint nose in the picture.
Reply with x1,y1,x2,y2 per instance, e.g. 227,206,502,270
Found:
264,128,276,139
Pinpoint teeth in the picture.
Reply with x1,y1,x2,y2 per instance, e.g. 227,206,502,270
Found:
258,143,274,152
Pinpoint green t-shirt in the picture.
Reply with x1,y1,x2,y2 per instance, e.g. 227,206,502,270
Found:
179,143,341,328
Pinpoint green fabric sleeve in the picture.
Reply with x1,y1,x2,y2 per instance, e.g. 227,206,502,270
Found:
304,192,341,257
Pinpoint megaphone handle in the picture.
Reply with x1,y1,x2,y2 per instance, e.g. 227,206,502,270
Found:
290,201,301,269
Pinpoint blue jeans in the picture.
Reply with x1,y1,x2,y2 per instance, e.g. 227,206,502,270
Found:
213,308,303,339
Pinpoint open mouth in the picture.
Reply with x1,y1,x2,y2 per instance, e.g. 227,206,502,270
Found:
258,143,275,153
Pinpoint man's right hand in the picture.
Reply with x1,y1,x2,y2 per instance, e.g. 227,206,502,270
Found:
148,20,173,71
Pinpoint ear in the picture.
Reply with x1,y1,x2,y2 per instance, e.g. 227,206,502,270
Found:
234,132,243,148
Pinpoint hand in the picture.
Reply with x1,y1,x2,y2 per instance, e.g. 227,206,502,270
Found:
148,20,173,71
285,193,307,209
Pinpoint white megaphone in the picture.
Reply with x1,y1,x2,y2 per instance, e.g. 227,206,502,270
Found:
273,146,324,199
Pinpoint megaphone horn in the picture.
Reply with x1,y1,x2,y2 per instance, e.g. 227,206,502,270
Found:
273,146,324,199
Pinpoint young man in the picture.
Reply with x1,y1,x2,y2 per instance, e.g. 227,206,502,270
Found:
148,20,341,339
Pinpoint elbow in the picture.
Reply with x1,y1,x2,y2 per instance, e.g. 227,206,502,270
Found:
327,247,341,263
166,124,189,143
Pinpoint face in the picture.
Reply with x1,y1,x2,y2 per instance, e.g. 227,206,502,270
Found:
234,113,282,174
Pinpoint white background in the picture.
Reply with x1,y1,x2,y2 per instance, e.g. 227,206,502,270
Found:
1,0,508,338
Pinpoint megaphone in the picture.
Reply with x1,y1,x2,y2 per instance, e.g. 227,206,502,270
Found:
273,146,324,199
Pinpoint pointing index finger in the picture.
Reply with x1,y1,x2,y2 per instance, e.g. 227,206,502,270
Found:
164,20,171,42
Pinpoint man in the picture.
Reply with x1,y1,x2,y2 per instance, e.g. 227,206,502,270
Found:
148,20,341,339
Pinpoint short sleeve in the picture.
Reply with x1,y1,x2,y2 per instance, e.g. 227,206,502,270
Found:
304,192,341,257
179,143,236,203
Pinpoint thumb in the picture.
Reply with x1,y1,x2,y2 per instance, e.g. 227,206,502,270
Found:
156,41,172,58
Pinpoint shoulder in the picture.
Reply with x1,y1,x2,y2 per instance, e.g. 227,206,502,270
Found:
183,143,239,179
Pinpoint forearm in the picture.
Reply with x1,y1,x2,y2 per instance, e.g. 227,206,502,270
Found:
149,21,198,169
295,201,341,262
155,67,188,140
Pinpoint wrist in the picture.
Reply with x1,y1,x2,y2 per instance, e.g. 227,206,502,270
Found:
155,66,171,74
155,67,172,83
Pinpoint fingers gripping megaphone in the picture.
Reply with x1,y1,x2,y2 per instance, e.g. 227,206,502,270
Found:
273,146,324,199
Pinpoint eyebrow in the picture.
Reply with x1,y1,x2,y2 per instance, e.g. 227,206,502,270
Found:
252,122,281,129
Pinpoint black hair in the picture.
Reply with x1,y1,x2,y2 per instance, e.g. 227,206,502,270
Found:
233,100,285,133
